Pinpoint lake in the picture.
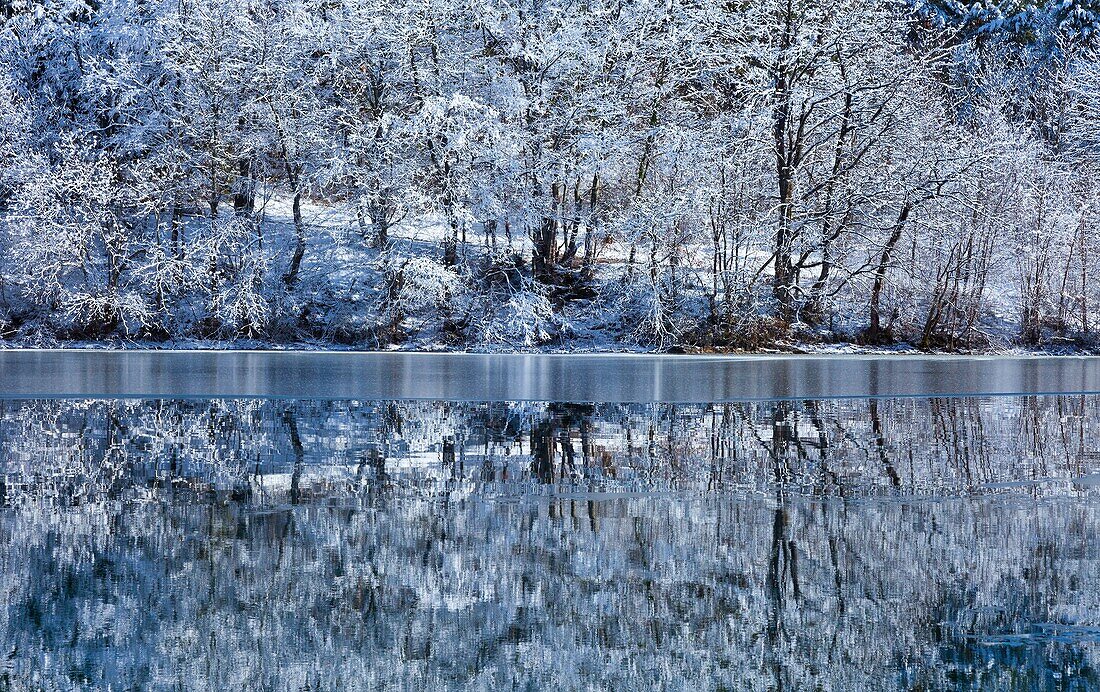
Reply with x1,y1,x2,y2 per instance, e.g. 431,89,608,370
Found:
3,353,1100,689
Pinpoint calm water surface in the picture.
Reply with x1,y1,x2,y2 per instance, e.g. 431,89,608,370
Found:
3,394,1100,689
3,350,1100,400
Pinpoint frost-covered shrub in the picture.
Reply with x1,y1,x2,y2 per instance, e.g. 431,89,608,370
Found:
478,289,557,348
612,273,694,349
2,133,154,336
131,243,196,336
188,216,274,337
59,289,153,337
395,257,466,327
215,264,271,337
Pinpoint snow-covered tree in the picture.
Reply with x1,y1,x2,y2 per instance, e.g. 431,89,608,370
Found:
0,0,1098,349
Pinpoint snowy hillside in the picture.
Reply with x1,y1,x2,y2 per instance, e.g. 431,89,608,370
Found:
1,0,1100,352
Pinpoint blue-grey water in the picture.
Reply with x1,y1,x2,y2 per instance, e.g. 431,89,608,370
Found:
1,350,1100,400
4,356,1100,689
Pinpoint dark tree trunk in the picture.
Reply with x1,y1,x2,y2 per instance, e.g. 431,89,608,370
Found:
284,190,306,287
533,216,558,281
865,203,912,343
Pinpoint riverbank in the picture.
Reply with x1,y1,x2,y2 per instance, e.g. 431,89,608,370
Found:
1,336,1095,357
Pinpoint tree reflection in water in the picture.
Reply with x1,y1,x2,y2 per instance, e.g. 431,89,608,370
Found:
1,396,1099,689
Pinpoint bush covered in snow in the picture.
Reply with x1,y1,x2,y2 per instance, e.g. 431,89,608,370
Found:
477,289,558,348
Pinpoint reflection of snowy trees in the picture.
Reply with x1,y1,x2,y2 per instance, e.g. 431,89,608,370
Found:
5,396,1097,500
1,396,1100,688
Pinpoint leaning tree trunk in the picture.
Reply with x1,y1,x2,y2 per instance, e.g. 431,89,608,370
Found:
865,203,911,343
284,189,305,287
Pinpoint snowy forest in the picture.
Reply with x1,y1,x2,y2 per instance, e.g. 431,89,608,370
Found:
3,0,1100,351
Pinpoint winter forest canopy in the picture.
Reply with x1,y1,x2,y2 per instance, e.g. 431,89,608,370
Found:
3,0,1100,350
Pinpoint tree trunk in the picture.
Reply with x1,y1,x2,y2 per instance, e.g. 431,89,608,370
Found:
770,3,797,319
284,190,306,287
865,203,912,343
533,214,558,281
